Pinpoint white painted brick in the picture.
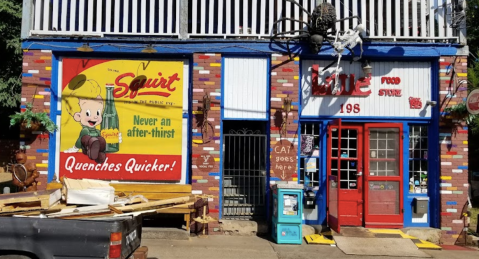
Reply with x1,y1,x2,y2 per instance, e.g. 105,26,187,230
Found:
271,97,282,102
192,190,203,194
215,140,220,144
192,100,198,103
41,50,52,53
464,183,469,187
440,190,453,194
452,220,463,224
42,160,48,164
199,70,210,74
446,208,457,213
439,91,449,94
272,53,283,57
203,147,215,151
271,72,277,76
283,83,294,87
44,102,50,106
207,118,215,122
28,70,39,74
204,53,216,56
464,148,468,152
193,89,204,92
192,129,198,133
23,63,28,66
215,125,221,129
192,165,198,169
440,140,452,144
439,58,445,61
214,176,220,180
38,171,48,175
452,169,463,173
208,198,214,201
441,162,452,166
21,98,26,102
210,92,221,96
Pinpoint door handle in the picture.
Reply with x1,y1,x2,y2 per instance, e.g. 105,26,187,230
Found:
356,171,363,176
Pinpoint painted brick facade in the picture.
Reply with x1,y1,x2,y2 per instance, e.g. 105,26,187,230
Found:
438,56,469,245
20,50,53,190
270,54,300,183
191,53,222,234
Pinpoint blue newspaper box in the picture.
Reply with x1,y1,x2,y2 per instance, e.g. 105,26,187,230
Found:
272,184,303,244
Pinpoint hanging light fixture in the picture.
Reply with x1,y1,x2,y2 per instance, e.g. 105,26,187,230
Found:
141,44,157,53
362,60,372,75
77,43,94,52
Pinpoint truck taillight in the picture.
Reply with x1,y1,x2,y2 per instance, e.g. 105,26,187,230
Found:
109,232,122,259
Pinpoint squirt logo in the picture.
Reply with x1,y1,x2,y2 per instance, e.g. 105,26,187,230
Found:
466,89,479,115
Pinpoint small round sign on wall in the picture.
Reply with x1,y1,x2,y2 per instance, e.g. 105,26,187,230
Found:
467,89,479,115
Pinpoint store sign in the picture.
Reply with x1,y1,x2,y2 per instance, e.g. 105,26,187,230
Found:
302,60,432,118
466,89,479,115
59,58,183,180
196,153,215,172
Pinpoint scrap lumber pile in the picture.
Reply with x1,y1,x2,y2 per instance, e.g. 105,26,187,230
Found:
0,178,203,231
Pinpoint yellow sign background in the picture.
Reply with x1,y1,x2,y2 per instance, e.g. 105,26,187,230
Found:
60,60,183,156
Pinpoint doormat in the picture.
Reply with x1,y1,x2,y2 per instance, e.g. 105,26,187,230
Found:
334,236,431,257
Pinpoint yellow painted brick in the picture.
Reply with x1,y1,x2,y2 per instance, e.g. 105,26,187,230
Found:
448,101,457,105
193,140,203,144
294,76,299,80
210,63,221,67
192,111,203,114
463,141,468,144
27,156,36,160
192,176,203,180
20,134,25,138
457,73,467,77
271,141,278,145
271,109,276,112
463,162,468,166
45,67,52,71
204,81,215,85
34,95,44,99
446,187,457,191
441,176,452,180
293,57,300,61
40,56,52,60
277,94,287,98
36,163,48,168
215,132,221,136
209,187,219,191
272,61,282,64
441,155,452,159
192,144,198,147
37,182,41,186
214,158,220,162
42,153,48,157
293,178,298,181
452,234,459,238
211,107,220,111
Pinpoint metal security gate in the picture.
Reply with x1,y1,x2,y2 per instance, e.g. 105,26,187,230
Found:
222,128,267,220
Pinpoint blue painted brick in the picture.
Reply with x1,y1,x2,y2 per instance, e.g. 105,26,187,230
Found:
20,105,26,109
294,61,299,65
215,96,221,100
209,172,220,176
446,201,457,205
457,166,468,169
193,63,198,66
293,120,299,123
271,177,281,181
192,133,202,137
36,149,49,153
464,127,468,130
292,102,300,106
22,73,33,77
44,88,51,92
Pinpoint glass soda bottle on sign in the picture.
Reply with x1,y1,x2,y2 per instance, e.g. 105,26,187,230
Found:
101,84,120,153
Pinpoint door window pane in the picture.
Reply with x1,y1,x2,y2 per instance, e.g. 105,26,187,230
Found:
409,125,428,193
368,128,399,176
299,123,320,187
368,181,400,215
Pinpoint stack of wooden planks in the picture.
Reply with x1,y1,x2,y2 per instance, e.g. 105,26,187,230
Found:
0,178,198,232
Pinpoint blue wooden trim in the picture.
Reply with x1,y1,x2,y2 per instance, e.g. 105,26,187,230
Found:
429,59,441,228
219,56,225,219
22,40,460,57
265,56,271,221
47,53,60,183
185,57,194,185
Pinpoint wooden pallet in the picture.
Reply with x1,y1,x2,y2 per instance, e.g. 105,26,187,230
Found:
0,189,61,213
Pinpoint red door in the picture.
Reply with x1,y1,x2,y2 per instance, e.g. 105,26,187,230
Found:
328,123,364,229
364,123,404,228
327,119,341,233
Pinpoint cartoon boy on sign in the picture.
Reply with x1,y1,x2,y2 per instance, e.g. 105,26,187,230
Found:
64,80,121,163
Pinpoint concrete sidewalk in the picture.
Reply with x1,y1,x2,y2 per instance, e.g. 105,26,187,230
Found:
142,235,479,259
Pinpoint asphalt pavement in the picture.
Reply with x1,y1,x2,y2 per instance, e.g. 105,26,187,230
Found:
142,235,479,259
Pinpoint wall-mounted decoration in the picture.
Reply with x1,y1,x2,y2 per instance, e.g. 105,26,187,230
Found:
300,135,314,156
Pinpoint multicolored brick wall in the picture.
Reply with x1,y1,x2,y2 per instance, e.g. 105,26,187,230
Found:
191,53,222,234
20,49,53,190
438,55,469,245
269,54,300,184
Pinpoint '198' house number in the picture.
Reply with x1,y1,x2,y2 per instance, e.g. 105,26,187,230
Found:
340,104,360,113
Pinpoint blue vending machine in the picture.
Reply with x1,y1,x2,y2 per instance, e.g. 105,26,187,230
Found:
272,184,304,244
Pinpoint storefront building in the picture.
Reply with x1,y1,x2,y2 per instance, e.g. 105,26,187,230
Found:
19,0,469,245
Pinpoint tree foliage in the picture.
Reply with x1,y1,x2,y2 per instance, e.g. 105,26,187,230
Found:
0,0,22,109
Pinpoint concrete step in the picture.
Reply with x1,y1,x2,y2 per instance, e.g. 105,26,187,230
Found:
142,227,190,240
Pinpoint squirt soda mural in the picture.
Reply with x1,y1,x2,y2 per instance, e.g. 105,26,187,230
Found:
59,58,183,180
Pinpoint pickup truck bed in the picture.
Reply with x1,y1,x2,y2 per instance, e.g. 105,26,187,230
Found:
0,216,142,259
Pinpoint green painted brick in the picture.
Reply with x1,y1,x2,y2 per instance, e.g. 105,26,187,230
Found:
213,228,220,232
440,77,450,80
215,89,222,92
452,155,463,159
272,57,277,61
197,180,209,183
453,191,463,194
441,227,452,231
194,67,205,70
277,79,288,83
209,151,220,155
22,145,31,149
271,134,281,138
